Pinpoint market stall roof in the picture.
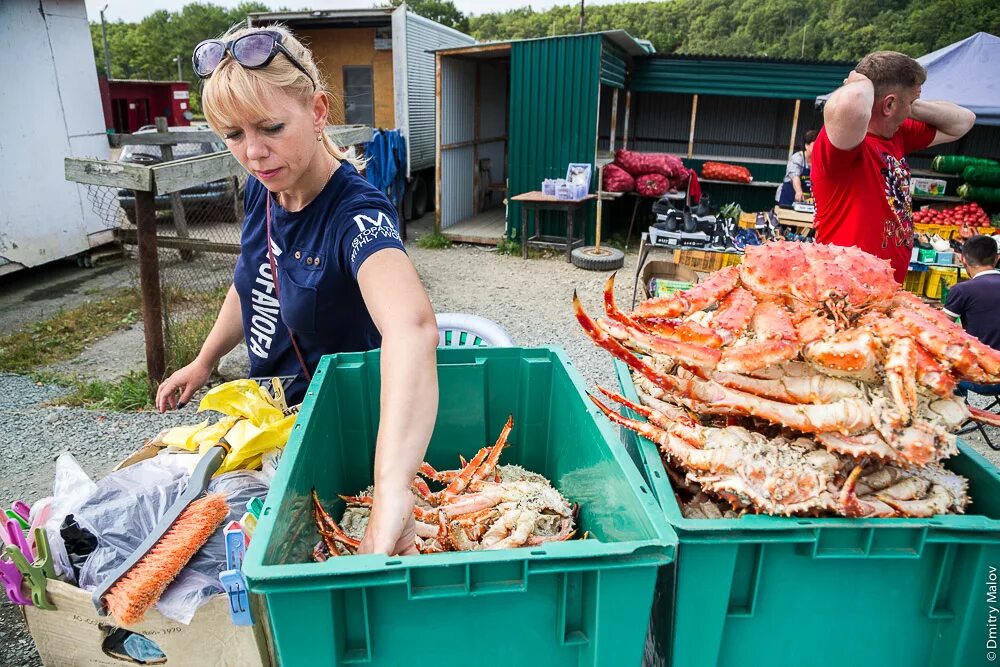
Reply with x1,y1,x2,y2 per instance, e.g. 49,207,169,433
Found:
916,32,1000,125
816,33,1000,126
430,29,653,58
630,53,853,99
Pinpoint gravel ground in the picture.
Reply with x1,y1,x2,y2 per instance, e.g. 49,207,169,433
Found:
2,216,999,665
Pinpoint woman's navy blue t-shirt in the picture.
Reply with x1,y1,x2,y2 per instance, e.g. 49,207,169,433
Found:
233,161,405,404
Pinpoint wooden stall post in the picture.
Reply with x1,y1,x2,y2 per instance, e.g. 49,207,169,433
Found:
687,94,699,159
595,164,605,253
788,99,802,160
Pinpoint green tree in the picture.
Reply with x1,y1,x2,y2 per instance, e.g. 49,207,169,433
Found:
385,0,469,33
92,2,270,113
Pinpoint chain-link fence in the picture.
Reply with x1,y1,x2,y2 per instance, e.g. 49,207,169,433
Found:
83,168,246,375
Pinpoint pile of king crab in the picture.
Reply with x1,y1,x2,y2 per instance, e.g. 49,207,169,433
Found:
574,241,1000,518
311,416,578,558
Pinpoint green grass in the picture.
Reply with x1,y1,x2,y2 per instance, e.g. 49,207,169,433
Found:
417,232,453,249
0,289,141,374
495,237,522,256
51,371,153,411
5,285,228,411
165,302,221,374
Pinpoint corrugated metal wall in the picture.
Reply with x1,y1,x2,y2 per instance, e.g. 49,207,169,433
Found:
439,57,476,229
631,57,852,99
625,92,826,161
509,34,603,244
600,43,626,89
403,12,475,173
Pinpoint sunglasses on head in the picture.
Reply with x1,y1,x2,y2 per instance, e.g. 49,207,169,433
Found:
192,30,316,89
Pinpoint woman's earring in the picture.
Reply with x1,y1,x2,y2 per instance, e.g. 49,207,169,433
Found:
317,133,323,142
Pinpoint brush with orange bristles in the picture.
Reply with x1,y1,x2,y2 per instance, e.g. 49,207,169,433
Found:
93,442,232,625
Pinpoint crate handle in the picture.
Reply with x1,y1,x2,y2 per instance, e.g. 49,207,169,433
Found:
406,561,529,600
810,527,927,559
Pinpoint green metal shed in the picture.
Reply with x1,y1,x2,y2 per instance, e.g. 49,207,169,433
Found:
435,31,649,246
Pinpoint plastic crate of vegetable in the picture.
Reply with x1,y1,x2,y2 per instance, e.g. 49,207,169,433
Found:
243,347,676,667
614,358,1000,667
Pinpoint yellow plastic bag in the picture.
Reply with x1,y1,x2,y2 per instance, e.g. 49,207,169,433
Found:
159,379,297,473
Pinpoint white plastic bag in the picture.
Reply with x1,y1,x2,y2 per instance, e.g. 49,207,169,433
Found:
40,452,98,582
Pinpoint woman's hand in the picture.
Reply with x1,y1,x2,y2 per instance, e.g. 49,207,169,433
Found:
794,191,804,202
155,359,213,412
356,488,418,556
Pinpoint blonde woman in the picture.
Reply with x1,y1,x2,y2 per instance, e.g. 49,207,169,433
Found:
155,26,439,556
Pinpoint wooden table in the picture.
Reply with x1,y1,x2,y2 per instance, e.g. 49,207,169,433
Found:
774,207,815,230
512,191,596,262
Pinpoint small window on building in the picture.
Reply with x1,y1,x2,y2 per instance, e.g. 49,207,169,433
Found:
343,66,374,126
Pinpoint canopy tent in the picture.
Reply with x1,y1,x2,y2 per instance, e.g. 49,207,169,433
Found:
816,32,1000,126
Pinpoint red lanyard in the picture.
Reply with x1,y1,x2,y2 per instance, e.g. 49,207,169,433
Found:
265,195,313,382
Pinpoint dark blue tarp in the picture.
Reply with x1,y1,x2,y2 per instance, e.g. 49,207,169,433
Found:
816,32,1000,126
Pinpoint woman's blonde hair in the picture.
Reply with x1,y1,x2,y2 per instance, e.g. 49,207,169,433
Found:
202,24,364,169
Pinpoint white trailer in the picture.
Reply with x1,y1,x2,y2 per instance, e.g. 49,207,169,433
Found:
0,0,112,276
248,4,476,220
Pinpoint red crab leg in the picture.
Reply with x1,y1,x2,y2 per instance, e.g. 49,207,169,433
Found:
603,273,650,332
442,447,490,497
471,415,514,484
717,301,799,374
312,489,360,551
969,405,1000,428
709,287,756,345
632,265,740,319
641,317,724,348
338,494,373,506
412,477,435,504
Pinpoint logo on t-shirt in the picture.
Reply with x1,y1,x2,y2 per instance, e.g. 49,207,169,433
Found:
350,210,401,264
880,153,914,250
248,253,280,361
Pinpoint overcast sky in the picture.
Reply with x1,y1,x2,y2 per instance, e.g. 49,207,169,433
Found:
85,0,649,23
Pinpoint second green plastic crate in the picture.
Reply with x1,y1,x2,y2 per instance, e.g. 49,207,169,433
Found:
615,359,1000,667
243,348,676,666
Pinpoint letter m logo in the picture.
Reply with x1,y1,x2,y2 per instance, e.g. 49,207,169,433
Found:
354,210,392,232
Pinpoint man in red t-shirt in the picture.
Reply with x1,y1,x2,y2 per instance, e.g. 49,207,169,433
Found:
812,51,976,283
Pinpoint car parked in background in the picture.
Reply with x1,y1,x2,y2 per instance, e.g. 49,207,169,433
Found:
117,125,242,224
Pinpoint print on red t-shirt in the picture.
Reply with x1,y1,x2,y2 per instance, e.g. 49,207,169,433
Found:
811,119,937,283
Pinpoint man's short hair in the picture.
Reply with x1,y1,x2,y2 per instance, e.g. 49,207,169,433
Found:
856,51,927,99
962,235,999,266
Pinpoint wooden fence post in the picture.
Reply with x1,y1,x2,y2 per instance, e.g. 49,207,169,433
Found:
135,189,166,385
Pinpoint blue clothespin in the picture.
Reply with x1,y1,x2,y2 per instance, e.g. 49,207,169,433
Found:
219,570,253,626
223,521,245,571
219,522,252,625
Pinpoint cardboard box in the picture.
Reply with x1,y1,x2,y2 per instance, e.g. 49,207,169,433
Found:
911,177,948,197
641,260,699,298
20,438,275,666
23,580,273,666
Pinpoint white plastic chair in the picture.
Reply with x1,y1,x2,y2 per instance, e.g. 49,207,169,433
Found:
435,313,514,348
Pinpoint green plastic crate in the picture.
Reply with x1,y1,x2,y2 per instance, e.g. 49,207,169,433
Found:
243,347,676,666
614,359,1000,667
